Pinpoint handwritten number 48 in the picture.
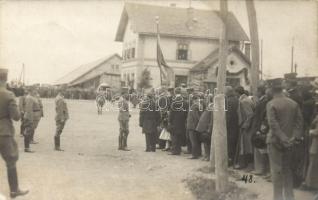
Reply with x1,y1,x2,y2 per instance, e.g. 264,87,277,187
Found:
241,175,254,183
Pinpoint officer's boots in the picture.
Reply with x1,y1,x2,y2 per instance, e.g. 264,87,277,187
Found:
54,136,64,151
121,135,130,151
118,135,123,150
8,167,29,198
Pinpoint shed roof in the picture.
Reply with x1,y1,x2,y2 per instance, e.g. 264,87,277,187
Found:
190,46,251,72
55,53,121,85
115,3,249,42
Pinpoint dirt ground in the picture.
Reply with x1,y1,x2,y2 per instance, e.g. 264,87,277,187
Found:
0,99,316,200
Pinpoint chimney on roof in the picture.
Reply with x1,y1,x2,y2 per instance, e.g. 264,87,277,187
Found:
244,42,251,60
170,3,176,7
186,7,195,30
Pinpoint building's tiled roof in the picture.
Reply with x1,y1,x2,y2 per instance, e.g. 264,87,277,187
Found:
190,46,251,72
54,53,121,85
115,3,249,42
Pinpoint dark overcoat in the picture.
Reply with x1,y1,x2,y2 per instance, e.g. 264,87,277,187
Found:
169,96,187,135
226,95,239,139
186,102,203,131
139,99,160,134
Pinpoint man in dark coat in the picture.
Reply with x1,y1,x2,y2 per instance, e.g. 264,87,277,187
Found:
0,68,29,198
225,86,239,166
250,86,271,175
266,78,303,200
196,103,213,161
169,91,187,155
187,94,203,159
234,86,255,169
139,94,161,152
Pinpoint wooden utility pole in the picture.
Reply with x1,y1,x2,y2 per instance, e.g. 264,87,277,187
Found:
246,0,260,95
291,38,295,73
260,39,263,80
210,0,229,192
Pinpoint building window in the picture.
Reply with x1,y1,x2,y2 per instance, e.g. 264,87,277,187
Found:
127,49,131,59
131,48,135,58
177,44,188,60
123,47,135,61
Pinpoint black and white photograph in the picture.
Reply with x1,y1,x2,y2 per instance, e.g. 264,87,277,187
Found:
0,0,317,199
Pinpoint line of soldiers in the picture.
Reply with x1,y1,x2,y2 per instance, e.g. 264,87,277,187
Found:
19,87,44,152
18,87,69,152
1,68,69,197
0,68,29,198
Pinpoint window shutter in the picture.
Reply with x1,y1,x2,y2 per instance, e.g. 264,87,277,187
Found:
188,49,192,60
176,49,179,60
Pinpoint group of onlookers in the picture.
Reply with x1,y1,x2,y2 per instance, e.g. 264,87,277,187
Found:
133,75,318,200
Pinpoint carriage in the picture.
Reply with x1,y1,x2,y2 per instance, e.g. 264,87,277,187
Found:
95,83,112,114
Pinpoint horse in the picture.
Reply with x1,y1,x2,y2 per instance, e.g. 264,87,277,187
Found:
96,94,106,115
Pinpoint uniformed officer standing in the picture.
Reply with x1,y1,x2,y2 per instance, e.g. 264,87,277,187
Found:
18,88,27,137
23,87,39,152
118,93,130,151
54,91,69,151
0,68,29,198
29,90,43,144
266,78,303,200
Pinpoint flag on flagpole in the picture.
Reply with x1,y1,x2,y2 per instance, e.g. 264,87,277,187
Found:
156,19,174,87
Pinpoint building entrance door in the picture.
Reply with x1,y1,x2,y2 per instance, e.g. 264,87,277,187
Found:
175,75,188,87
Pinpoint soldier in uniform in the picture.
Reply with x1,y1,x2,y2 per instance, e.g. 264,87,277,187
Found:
30,90,43,144
0,68,29,198
266,78,303,200
55,91,69,151
23,87,40,152
118,93,130,151
18,88,27,137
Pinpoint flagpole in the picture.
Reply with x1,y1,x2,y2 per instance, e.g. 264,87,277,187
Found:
155,16,163,86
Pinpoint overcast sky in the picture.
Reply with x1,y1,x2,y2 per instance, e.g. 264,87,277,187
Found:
0,0,317,84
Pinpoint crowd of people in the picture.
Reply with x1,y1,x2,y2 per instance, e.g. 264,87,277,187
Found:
1,65,318,199
119,76,318,200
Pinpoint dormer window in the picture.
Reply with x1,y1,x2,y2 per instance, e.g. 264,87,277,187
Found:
177,43,188,60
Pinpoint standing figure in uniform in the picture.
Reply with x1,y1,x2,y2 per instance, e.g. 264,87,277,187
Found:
118,93,130,151
30,90,43,144
23,87,39,152
55,91,69,151
18,88,27,137
266,78,303,200
0,68,29,198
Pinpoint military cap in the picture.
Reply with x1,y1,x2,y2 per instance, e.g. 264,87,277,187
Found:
269,78,283,89
174,87,182,94
311,78,318,89
0,68,8,74
284,73,297,80
167,87,174,92
0,68,8,81
235,86,245,95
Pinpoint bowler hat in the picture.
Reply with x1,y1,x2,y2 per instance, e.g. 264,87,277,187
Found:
269,78,283,89
311,78,318,89
0,68,8,81
0,68,8,74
